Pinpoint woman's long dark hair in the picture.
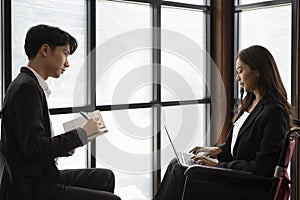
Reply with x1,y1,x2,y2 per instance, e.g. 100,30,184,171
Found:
232,45,293,127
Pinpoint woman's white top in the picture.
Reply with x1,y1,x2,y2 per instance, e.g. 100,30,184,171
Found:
231,111,250,156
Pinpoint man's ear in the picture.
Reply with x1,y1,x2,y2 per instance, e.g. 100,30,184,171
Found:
40,44,51,57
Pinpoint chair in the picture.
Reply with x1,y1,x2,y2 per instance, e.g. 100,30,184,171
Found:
181,128,300,200
270,128,298,200
0,152,13,200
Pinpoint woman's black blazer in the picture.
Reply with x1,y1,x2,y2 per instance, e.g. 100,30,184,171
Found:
217,99,289,177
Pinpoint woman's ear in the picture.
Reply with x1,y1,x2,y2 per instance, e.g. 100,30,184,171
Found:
254,69,260,77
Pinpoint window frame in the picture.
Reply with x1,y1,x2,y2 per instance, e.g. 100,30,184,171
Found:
234,1,298,199
1,0,12,109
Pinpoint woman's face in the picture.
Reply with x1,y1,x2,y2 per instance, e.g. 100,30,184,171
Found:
235,58,260,93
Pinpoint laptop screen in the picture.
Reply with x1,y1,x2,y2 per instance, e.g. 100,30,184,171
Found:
163,125,181,162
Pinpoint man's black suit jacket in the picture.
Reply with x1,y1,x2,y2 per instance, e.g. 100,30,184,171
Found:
217,99,289,177
0,67,87,199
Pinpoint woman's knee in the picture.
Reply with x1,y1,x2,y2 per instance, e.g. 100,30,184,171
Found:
170,158,178,164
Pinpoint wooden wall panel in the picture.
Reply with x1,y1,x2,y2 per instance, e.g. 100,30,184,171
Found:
211,0,234,145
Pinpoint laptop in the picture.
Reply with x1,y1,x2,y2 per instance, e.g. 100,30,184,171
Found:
163,125,195,168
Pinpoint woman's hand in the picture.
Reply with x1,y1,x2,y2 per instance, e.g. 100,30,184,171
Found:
189,146,222,157
192,155,218,167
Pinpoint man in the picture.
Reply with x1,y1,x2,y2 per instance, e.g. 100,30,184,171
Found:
0,24,121,200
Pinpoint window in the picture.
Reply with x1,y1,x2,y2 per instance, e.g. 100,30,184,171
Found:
161,104,207,176
96,0,151,105
164,0,206,5
95,109,152,199
161,6,206,101
96,1,152,198
160,5,208,178
12,0,87,108
236,0,277,5
95,1,209,199
235,2,292,102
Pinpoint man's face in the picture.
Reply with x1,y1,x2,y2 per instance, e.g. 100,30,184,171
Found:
45,44,70,78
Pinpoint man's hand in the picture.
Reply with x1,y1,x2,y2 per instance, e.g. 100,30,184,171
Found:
82,117,102,137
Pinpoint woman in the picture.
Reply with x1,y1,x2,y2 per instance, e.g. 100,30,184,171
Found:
154,45,293,200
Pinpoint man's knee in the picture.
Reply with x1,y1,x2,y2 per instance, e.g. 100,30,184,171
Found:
112,194,121,200
99,169,115,192
102,169,115,184
105,169,115,180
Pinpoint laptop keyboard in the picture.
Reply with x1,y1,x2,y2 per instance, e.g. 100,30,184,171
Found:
180,152,195,166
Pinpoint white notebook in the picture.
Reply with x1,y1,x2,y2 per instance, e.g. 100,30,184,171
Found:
63,110,108,141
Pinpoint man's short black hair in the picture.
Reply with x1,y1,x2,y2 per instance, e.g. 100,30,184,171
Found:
24,24,78,60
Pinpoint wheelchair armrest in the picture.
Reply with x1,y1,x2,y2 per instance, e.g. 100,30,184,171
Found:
184,165,273,182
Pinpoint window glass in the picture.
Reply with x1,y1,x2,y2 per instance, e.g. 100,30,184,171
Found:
238,5,292,102
161,104,207,178
163,0,206,5
96,1,151,105
237,0,276,5
161,7,207,101
51,113,87,169
95,109,152,200
12,0,87,108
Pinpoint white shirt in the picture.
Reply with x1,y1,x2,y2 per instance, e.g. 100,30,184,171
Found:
26,66,51,98
231,111,250,156
26,66,54,137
